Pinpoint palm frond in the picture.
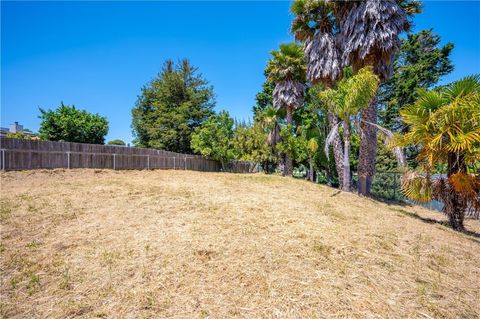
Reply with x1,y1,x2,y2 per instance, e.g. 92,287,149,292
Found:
400,171,432,202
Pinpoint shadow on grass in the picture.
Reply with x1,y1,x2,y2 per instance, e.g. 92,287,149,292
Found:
394,208,480,243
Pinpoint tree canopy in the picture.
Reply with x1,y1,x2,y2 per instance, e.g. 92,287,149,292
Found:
131,59,215,153
107,139,126,146
191,111,235,169
379,29,454,130
38,102,109,144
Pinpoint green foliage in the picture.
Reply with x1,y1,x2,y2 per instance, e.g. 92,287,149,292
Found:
397,75,480,167
107,139,126,146
38,102,108,144
252,78,275,121
132,59,215,153
232,122,275,166
379,29,454,130
276,125,308,164
372,137,404,201
319,67,379,120
266,43,306,83
6,132,36,140
396,75,480,228
191,111,235,168
297,87,340,184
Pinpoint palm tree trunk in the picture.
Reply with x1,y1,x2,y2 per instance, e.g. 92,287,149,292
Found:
327,112,345,188
343,115,351,191
323,79,345,189
284,106,294,177
446,152,467,230
358,95,378,196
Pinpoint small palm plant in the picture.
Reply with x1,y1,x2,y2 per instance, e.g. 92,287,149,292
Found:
319,67,379,191
266,43,306,176
396,75,480,230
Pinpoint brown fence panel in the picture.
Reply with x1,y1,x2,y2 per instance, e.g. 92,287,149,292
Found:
0,137,253,173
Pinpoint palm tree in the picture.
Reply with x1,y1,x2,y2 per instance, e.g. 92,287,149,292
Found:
397,75,480,230
291,0,345,187
256,105,282,173
337,0,421,196
320,67,379,191
266,43,306,176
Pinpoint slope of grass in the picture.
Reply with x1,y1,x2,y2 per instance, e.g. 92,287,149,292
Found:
1,169,479,318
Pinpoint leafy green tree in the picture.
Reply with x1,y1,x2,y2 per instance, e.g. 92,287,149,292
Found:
379,29,454,131
276,125,308,171
38,102,109,144
320,67,379,191
132,59,215,153
107,139,126,146
191,111,235,170
266,43,306,176
396,75,480,230
232,122,275,172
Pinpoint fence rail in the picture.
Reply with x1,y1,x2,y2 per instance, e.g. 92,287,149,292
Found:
0,137,253,173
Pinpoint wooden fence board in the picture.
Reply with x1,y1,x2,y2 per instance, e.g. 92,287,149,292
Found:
0,137,252,173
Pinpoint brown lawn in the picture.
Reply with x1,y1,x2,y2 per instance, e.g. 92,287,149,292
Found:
1,169,479,318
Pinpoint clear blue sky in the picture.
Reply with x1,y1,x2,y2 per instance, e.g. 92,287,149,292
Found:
2,1,479,144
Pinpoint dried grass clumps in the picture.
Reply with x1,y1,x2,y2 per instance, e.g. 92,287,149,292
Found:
1,169,479,318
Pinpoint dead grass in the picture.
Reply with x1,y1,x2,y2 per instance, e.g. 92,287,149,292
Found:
1,169,479,318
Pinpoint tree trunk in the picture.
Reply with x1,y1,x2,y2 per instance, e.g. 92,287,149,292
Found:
284,105,294,177
342,115,351,192
358,95,378,196
309,154,314,182
446,152,467,230
327,111,345,189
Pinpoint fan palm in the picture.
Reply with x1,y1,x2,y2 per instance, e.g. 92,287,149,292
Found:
320,67,380,191
266,43,306,176
396,75,480,230
259,105,282,150
338,0,420,196
291,0,346,188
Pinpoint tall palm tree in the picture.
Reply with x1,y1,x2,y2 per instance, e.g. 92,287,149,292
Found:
338,0,420,196
266,43,306,177
291,0,346,187
320,67,379,191
397,75,480,230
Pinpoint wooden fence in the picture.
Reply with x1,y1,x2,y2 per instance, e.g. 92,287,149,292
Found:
0,138,254,173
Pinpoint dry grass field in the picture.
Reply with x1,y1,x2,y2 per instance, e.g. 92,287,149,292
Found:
1,169,479,318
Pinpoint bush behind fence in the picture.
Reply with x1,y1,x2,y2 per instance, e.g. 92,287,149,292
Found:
0,137,253,173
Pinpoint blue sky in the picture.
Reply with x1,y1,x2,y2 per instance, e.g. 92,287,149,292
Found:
2,1,479,144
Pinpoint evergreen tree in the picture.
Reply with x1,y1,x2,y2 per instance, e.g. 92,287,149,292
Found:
131,59,215,153
252,77,275,121
379,29,454,130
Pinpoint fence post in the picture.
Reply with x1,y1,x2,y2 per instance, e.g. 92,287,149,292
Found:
1,149,5,171
173,157,176,170
113,154,116,170
184,156,187,170
147,155,150,170
67,151,71,169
